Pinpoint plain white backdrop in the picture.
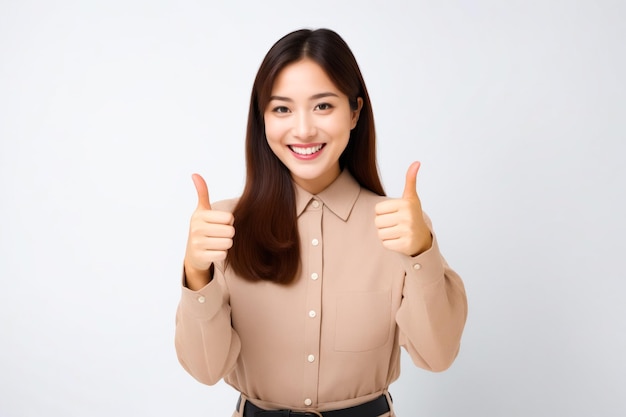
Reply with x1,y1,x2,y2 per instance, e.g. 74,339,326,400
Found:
1,1,625,416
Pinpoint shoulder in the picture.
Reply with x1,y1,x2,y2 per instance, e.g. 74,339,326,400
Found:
357,186,388,205
211,197,240,213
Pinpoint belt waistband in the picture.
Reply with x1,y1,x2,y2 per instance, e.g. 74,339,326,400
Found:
240,394,390,417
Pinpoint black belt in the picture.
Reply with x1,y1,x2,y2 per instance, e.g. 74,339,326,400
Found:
239,394,390,417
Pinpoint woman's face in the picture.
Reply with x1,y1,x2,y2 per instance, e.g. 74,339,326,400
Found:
264,59,362,194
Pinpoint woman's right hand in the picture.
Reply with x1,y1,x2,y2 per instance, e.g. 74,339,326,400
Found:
183,173,235,290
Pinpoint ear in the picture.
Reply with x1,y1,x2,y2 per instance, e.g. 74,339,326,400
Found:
350,97,364,129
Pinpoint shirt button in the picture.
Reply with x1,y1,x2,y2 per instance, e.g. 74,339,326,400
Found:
311,272,319,280
197,295,206,303
413,263,422,270
304,398,312,406
311,238,319,246
307,354,315,362
311,200,320,208
308,310,316,318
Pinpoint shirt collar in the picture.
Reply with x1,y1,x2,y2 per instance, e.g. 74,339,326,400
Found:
294,170,361,221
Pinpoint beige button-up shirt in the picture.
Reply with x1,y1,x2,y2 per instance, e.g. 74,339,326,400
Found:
175,170,467,416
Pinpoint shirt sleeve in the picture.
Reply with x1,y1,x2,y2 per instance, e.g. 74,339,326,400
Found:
395,214,468,372
175,262,241,385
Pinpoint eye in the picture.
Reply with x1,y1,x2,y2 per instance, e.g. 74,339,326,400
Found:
315,103,333,111
272,106,290,114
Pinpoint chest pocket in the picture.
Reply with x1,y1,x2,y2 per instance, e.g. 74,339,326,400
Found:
334,290,392,352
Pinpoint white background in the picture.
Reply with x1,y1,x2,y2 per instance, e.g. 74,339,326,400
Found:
1,1,625,416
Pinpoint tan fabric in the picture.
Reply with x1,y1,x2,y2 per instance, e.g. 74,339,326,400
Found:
175,170,467,415
231,392,395,417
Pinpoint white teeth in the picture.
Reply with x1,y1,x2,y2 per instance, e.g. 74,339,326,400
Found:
290,144,323,155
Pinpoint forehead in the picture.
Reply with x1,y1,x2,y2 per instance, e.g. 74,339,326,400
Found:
271,59,341,96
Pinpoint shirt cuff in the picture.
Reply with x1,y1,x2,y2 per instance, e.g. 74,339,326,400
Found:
399,231,446,285
179,273,225,320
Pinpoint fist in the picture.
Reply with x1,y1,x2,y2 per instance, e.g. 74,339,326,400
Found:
374,161,432,256
184,174,235,274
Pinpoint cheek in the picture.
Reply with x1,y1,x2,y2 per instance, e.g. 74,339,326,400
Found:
263,122,284,159
325,118,352,141
263,117,283,144
321,110,353,133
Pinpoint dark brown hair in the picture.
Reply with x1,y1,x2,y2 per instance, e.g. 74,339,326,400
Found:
227,28,385,284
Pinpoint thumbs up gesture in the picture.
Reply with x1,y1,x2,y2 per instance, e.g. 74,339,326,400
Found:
184,174,235,288
375,162,432,256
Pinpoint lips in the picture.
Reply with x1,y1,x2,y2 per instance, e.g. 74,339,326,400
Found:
288,144,325,156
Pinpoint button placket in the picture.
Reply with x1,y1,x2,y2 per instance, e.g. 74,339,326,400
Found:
301,197,323,408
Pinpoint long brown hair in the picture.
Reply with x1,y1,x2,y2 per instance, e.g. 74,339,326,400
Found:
228,28,385,284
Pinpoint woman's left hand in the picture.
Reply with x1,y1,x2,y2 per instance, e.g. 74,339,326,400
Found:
374,161,433,257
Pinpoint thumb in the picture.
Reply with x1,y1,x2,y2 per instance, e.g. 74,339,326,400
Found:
402,161,421,200
191,173,211,210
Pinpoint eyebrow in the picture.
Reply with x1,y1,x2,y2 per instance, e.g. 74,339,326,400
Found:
269,92,340,102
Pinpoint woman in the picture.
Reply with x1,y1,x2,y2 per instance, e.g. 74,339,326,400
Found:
176,28,467,417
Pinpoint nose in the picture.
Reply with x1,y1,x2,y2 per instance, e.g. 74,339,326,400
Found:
292,112,317,141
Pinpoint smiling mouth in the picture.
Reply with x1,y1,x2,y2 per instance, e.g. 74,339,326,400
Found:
288,144,325,155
